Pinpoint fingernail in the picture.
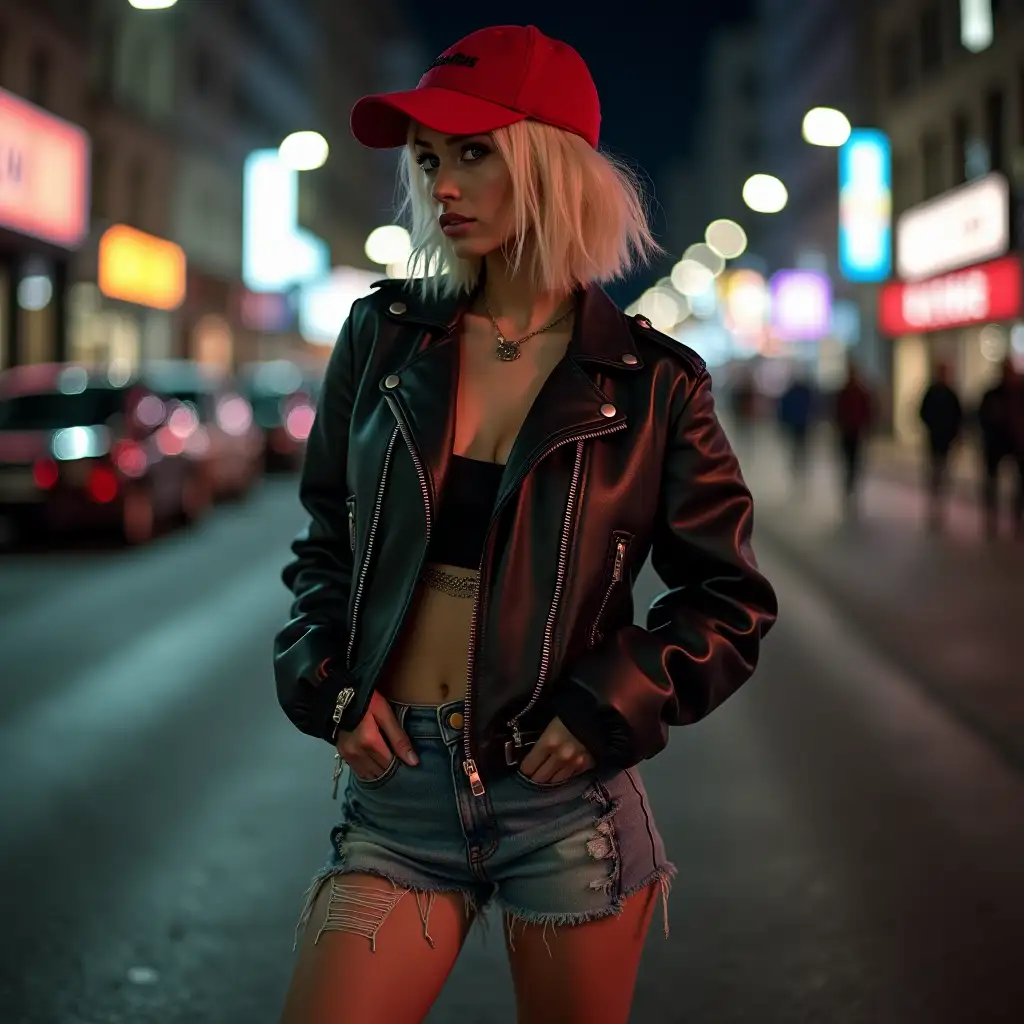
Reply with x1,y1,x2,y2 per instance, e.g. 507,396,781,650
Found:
406,752,419,766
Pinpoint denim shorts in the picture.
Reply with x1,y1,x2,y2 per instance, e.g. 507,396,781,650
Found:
296,700,676,951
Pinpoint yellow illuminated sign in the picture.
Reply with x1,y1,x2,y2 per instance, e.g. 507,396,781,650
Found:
98,224,187,311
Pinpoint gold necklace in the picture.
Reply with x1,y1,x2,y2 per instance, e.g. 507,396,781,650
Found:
481,297,575,362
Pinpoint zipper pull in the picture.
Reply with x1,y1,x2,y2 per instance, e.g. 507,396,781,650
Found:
332,686,355,725
511,721,523,748
329,686,356,742
331,754,344,800
462,759,486,797
612,539,626,581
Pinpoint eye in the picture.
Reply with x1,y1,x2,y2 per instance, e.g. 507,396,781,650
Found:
415,152,439,173
461,143,489,163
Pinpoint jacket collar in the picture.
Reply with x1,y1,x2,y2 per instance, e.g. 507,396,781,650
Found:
374,278,645,372
375,279,643,512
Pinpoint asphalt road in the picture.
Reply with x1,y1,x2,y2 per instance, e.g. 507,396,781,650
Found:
1,477,1022,1024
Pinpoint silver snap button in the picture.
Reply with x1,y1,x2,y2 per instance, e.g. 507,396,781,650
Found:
388,301,407,315
600,403,617,418
621,353,638,366
634,315,651,329
383,374,400,389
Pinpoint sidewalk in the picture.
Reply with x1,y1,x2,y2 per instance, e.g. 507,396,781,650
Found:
727,419,1024,772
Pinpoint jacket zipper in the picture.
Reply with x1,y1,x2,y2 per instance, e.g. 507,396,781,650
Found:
588,535,629,648
329,425,400,742
465,420,627,790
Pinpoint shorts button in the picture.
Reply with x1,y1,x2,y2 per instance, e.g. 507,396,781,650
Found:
448,710,464,730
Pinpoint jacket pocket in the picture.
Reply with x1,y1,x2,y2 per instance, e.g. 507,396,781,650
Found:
588,531,632,647
346,496,356,553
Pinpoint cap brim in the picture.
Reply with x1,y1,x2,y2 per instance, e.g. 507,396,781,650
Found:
350,86,526,149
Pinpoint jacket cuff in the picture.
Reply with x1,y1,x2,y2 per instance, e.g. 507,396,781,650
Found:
552,681,634,769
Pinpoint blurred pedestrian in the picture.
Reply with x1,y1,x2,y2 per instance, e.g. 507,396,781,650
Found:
918,361,963,531
978,358,1024,538
272,24,778,1024
777,370,816,488
833,363,875,515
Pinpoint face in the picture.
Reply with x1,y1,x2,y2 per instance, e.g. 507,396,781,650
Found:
411,126,514,259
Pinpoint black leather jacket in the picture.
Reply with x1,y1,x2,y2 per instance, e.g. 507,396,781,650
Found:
273,279,777,790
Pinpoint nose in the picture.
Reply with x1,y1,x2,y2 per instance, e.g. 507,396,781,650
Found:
430,166,460,205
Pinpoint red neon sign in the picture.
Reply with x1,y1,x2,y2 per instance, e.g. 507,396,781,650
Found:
879,255,1022,335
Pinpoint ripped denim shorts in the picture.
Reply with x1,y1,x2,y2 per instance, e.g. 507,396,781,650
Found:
296,700,676,951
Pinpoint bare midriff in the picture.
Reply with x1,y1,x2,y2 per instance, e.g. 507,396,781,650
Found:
375,565,477,703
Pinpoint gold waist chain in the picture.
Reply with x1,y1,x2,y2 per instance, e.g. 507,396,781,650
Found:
421,566,480,599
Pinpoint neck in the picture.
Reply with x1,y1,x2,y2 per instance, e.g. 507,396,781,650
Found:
478,253,574,336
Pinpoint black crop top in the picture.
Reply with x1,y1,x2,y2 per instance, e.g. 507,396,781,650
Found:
425,455,504,569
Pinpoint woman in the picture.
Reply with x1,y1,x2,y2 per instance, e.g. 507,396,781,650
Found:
274,24,777,1024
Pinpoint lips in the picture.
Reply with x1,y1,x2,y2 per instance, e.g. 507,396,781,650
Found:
439,213,474,229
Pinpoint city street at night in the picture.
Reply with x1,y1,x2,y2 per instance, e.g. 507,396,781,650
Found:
2,452,1023,1024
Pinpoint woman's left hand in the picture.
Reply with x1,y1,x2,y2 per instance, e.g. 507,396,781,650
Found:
519,716,596,784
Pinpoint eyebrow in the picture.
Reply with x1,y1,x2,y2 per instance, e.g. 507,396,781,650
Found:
412,134,480,149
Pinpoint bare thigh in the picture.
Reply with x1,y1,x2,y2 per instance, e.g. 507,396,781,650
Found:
280,873,474,1024
504,882,660,1024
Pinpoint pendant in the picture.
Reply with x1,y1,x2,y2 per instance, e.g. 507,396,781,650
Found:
495,336,521,361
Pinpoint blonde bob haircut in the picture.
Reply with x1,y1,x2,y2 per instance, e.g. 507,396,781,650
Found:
397,119,663,298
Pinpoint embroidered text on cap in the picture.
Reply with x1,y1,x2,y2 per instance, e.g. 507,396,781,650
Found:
426,52,479,73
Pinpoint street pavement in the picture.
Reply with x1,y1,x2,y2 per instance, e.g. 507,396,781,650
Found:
1,461,1022,1024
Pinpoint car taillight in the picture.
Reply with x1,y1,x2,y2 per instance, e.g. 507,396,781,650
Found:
285,403,315,441
86,466,119,503
32,458,59,490
112,439,148,478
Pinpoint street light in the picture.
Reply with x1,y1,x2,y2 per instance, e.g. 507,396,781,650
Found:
128,0,178,8
802,107,852,147
742,174,788,214
365,225,412,266
279,131,330,172
705,219,748,259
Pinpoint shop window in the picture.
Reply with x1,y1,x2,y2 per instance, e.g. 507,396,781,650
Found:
28,48,50,108
887,30,914,98
128,161,148,227
920,3,943,74
91,147,108,220
192,45,214,98
921,130,945,197
952,111,969,184
985,86,1006,173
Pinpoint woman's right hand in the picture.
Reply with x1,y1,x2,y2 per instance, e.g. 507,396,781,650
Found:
335,690,419,780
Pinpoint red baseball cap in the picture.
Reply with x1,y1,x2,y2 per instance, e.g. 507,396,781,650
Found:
350,25,601,150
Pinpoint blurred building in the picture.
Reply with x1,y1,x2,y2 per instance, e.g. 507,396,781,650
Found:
661,25,764,262
69,0,181,371
0,0,426,377
755,0,881,389
874,0,1024,445
0,0,93,371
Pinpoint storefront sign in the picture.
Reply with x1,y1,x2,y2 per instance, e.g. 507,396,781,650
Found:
769,270,832,341
98,224,186,310
299,267,380,345
879,254,1021,335
0,88,90,248
243,149,328,293
896,172,1009,281
838,129,892,283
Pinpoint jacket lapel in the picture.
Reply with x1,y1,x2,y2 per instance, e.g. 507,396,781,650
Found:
373,281,644,510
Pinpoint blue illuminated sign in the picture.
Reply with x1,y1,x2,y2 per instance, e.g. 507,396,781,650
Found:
838,129,892,283
243,150,329,293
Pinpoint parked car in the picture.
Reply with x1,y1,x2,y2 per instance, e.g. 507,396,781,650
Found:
0,363,207,545
239,360,319,473
140,361,264,500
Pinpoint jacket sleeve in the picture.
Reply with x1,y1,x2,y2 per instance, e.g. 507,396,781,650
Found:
553,370,779,768
272,306,363,740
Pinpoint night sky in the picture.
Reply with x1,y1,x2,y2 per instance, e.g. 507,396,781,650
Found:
397,2,754,299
